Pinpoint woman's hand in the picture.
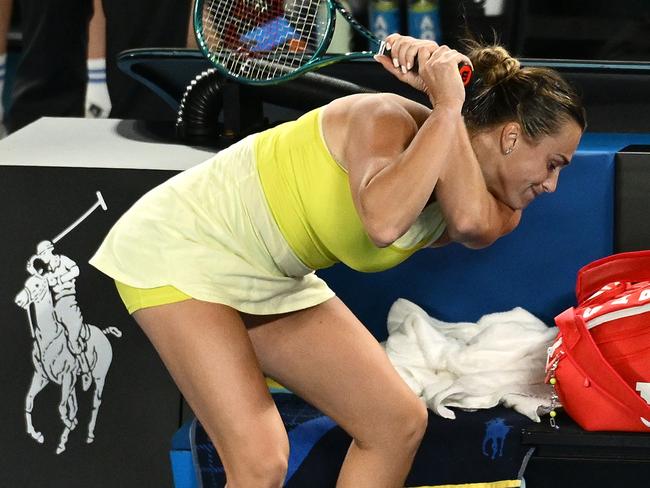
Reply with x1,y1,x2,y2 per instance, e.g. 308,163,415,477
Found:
374,35,437,93
375,34,472,109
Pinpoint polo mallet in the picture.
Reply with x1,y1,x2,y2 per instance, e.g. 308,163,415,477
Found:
52,191,108,245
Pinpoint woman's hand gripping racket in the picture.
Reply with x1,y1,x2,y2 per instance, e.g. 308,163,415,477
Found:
376,34,473,103
194,0,473,87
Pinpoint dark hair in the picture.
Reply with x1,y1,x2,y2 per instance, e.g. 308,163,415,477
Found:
461,40,587,138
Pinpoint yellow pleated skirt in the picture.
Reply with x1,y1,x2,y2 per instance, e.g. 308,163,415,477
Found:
90,134,334,315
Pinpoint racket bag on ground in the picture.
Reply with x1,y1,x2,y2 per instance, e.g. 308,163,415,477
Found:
546,250,650,431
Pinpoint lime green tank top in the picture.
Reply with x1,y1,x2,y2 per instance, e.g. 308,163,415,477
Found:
255,107,446,273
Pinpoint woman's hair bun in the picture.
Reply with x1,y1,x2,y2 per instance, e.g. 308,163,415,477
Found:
466,43,520,86
460,37,586,137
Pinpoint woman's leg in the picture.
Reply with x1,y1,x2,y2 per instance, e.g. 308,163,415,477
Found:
245,297,428,488
132,299,289,488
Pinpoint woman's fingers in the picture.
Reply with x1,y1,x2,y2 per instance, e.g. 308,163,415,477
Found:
415,45,434,68
416,46,472,106
440,50,473,70
426,46,473,70
384,34,411,71
383,34,471,72
383,34,438,73
426,43,449,63
377,33,471,96
373,53,398,73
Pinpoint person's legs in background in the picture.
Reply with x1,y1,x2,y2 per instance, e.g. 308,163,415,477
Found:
85,0,111,118
102,0,191,122
7,0,193,132
6,0,92,133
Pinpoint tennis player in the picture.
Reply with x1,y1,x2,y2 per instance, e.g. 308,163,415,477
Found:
90,34,586,487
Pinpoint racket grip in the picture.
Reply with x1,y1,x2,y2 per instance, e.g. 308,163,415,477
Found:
379,42,473,87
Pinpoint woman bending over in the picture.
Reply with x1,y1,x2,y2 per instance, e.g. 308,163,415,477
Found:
90,34,586,487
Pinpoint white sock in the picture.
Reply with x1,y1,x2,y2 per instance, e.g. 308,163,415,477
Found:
0,53,7,123
85,58,112,118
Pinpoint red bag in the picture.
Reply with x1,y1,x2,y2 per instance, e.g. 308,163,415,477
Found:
546,250,650,431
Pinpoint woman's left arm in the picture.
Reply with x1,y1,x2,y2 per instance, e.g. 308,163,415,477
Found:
375,35,521,249
434,115,522,248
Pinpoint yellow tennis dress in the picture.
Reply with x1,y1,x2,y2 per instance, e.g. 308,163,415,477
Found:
89,107,446,314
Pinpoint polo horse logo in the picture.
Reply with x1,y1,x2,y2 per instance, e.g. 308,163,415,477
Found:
482,418,512,459
15,259,122,454
13,191,121,454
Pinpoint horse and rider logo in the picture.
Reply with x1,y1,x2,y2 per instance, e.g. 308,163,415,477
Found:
482,418,512,460
13,192,122,454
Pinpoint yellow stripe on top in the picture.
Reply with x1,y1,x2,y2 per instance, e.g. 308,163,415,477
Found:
255,107,446,273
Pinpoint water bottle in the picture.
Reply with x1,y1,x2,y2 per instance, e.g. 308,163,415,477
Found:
368,0,401,45
407,0,441,42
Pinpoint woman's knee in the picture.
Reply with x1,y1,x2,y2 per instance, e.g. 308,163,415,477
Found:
393,396,429,447
221,426,290,487
227,450,289,488
407,398,429,445
356,394,428,450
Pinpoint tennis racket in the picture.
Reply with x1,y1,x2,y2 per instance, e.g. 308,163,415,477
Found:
194,0,473,86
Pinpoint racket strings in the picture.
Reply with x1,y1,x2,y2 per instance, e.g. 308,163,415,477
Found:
199,0,328,81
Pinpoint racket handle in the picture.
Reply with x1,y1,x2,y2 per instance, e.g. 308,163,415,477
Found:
379,42,473,87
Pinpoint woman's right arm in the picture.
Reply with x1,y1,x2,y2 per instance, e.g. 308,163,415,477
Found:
342,95,467,248
374,35,521,249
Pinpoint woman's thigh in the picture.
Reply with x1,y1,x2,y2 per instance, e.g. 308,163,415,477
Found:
132,299,287,462
245,296,425,445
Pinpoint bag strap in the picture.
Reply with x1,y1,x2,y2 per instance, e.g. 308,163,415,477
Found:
576,250,650,303
554,307,650,419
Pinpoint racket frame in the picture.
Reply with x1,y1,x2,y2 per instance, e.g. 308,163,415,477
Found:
193,0,384,85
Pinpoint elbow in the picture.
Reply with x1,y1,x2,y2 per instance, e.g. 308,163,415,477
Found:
446,215,495,249
370,236,397,249
358,193,403,248
361,208,402,247
461,237,495,250
365,220,401,248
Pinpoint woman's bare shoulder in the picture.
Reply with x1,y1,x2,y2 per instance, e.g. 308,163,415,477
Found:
321,94,430,166
325,93,430,125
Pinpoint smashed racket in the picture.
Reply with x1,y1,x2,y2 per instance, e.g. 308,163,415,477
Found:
194,0,473,86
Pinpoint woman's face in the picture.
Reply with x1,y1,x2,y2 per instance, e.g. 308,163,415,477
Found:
489,119,583,210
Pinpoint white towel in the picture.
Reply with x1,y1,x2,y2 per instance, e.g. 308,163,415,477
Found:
383,298,558,422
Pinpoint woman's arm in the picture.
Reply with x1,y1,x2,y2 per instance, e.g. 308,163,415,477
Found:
434,116,522,249
341,36,476,247
371,35,521,248
341,36,520,248
343,95,464,247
